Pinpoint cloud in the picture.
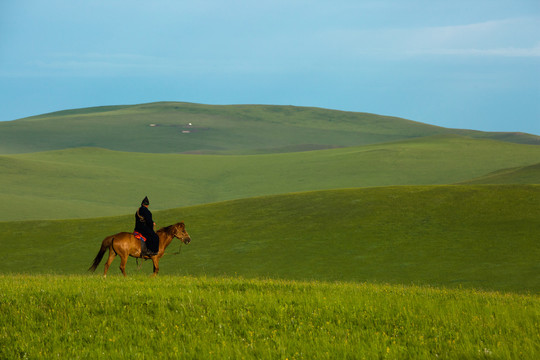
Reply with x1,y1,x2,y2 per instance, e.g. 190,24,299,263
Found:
316,17,540,60
417,45,540,57
18,53,178,77
2,9,538,80
405,17,540,57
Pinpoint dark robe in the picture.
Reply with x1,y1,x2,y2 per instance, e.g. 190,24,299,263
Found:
134,205,159,252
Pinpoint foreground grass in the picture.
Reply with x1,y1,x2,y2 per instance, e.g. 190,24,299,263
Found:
1,275,538,359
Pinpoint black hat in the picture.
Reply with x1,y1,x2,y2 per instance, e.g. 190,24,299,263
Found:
141,196,150,206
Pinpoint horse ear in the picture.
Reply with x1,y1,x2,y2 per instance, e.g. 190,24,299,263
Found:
178,222,185,228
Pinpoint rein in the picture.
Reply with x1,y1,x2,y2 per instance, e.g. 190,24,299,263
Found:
138,227,186,263
171,242,183,255
161,229,185,256
170,229,186,255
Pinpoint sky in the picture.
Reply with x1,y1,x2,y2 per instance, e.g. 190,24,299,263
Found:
1,0,539,134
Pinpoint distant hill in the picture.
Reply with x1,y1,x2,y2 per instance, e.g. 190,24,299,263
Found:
1,185,538,293
457,162,540,184
2,136,540,221
1,102,538,154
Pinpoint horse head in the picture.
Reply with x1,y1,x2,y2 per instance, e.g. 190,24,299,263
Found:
173,222,191,245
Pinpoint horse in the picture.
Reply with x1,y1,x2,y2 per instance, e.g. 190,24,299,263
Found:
88,222,191,277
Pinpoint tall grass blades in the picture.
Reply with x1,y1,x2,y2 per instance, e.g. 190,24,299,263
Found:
0,275,538,359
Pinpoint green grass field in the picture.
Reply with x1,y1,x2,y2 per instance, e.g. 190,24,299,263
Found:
1,186,538,293
459,162,540,184
1,275,538,359
1,102,539,358
2,136,540,221
1,102,538,155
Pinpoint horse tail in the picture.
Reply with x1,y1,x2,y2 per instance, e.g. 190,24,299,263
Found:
88,235,114,272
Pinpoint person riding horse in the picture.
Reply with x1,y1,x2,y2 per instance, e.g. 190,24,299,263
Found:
134,196,160,256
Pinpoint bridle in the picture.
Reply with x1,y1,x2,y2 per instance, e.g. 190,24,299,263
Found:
173,227,190,243
171,225,190,255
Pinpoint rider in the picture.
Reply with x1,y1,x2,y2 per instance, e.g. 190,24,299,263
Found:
134,196,160,256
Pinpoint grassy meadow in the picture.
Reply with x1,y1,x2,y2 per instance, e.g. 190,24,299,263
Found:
2,135,540,221
1,275,538,359
1,185,538,293
459,162,540,184
1,102,538,155
1,102,539,358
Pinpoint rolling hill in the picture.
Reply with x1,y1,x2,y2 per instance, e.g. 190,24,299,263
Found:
1,102,538,295
1,135,540,221
458,162,540,184
0,186,538,293
1,102,538,155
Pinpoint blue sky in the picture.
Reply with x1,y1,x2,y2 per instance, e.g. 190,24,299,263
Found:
1,0,539,134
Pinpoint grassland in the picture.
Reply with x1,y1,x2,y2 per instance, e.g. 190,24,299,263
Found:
1,185,538,293
1,102,539,358
1,102,538,155
459,162,540,184
1,275,538,360
2,136,540,221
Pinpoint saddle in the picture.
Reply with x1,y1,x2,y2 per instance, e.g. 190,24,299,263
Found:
134,231,156,257
134,231,146,242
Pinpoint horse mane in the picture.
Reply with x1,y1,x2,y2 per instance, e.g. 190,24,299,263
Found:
157,224,176,235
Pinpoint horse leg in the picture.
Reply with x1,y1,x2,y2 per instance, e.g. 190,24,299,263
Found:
103,249,116,278
119,254,128,277
137,258,145,270
151,257,160,277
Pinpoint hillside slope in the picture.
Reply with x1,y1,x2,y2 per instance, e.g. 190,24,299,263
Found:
2,136,540,221
1,102,538,154
1,185,538,293
457,162,540,184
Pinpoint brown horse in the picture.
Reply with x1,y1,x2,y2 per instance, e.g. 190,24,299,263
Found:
88,222,191,277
